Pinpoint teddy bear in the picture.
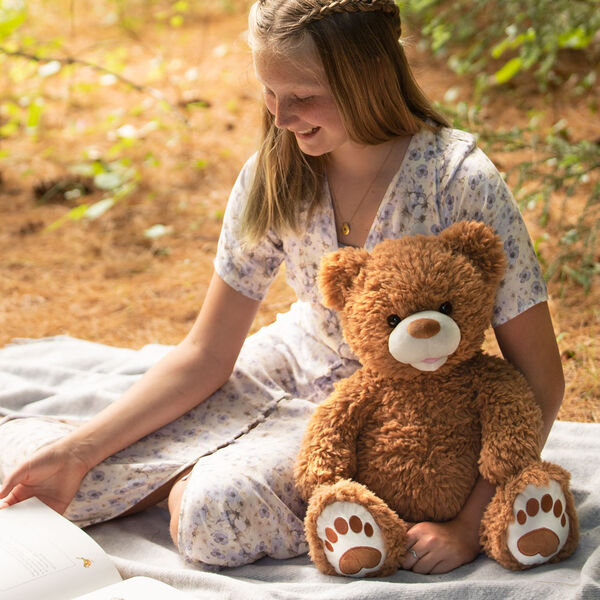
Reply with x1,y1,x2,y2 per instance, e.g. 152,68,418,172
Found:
294,221,578,577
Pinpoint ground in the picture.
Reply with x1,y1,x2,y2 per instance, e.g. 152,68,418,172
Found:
0,2,598,422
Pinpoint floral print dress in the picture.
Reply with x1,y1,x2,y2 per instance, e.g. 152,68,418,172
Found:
0,127,547,568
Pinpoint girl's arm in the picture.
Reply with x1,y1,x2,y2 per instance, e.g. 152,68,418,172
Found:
493,301,564,443
0,272,261,513
401,301,564,574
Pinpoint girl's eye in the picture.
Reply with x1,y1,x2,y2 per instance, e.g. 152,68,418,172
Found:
294,95,314,103
387,314,401,328
438,302,453,316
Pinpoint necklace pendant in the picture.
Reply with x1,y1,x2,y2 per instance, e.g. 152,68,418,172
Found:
341,222,351,236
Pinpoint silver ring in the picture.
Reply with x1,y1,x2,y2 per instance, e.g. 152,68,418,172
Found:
409,549,418,560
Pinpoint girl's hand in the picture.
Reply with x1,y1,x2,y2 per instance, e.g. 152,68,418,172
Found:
0,440,90,514
401,517,482,574
400,476,494,573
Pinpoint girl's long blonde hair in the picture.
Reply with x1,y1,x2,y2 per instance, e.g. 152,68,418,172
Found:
242,0,450,244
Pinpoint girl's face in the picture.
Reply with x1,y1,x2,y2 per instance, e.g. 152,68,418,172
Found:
253,45,349,157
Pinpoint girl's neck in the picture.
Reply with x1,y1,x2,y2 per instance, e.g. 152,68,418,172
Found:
327,137,405,180
326,135,413,248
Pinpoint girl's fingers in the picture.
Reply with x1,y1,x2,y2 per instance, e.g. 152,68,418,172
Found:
0,472,18,499
0,485,28,508
401,545,421,570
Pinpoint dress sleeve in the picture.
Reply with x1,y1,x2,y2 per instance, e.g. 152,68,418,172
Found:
441,147,547,327
213,155,285,301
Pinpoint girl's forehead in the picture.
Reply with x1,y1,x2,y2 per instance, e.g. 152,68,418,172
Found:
253,44,326,88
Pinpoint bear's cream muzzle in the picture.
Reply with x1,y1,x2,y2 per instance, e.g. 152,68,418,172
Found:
388,310,461,372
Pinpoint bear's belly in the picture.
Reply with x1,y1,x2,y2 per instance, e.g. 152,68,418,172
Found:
354,418,480,522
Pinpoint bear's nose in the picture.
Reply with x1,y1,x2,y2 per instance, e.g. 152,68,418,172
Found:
407,318,441,339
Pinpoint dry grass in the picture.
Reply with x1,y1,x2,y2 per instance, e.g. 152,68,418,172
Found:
0,1,597,423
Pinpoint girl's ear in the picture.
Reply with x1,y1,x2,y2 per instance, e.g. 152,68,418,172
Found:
440,221,506,285
318,247,370,311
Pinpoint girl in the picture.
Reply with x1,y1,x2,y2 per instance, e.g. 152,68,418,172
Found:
0,0,564,575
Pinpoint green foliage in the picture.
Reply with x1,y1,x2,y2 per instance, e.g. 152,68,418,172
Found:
110,0,243,32
0,0,208,226
46,160,139,231
401,0,599,291
440,101,599,292
0,0,26,42
400,0,600,92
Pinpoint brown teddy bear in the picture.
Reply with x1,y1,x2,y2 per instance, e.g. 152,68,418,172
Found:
295,221,578,577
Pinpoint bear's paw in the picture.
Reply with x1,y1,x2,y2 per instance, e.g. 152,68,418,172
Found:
316,501,386,577
506,480,570,566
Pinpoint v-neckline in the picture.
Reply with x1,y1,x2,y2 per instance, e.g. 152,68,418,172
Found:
325,133,417,250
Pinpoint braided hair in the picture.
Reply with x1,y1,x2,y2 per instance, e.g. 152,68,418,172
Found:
295,0,401,38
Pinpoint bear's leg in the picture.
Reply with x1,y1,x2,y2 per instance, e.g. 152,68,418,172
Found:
305,479,407,577
480,461,578,570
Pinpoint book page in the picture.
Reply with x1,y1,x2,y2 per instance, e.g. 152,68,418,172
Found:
0,497,121,600
73,576,191,599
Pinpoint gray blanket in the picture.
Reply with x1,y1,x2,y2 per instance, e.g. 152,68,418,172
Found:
0,337,598,599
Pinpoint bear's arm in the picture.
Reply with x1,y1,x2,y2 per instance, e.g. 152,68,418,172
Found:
476,355,543,485
294,369,376,501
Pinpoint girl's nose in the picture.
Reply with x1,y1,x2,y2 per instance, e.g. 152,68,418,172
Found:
274,97,296,129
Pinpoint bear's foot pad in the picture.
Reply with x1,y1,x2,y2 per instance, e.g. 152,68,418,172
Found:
317,502,386,577
517,528,559,558
339,546,382,575
507,480,569,566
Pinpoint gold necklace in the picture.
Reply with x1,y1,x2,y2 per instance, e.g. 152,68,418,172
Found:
329,141,395,237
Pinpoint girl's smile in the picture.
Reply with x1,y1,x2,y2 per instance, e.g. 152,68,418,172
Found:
253,46,349,157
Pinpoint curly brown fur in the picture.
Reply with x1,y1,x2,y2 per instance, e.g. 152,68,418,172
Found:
297,221,578,576
297,353,545,525
318,223,506,381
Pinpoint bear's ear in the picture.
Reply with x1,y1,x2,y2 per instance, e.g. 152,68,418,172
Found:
319,247,370,311
440,221,506,285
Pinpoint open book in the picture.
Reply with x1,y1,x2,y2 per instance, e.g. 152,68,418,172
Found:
0,497,189,600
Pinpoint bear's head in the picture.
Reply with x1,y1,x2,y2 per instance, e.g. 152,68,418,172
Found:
319,221,506,380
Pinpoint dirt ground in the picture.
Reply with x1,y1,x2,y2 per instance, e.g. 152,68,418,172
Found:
0,2,598,423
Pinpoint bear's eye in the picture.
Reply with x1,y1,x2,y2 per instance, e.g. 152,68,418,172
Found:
438,302,453,316
387,314,402,328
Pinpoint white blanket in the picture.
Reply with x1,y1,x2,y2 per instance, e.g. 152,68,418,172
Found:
1,337,598,599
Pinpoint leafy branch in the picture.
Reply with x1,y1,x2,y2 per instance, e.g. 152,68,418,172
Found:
44,159,140,231
0,46,190,125
440,102,600,292
400,0,600,94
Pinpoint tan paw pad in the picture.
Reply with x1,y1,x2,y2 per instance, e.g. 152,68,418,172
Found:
507,480,570,566
316,502,385,577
